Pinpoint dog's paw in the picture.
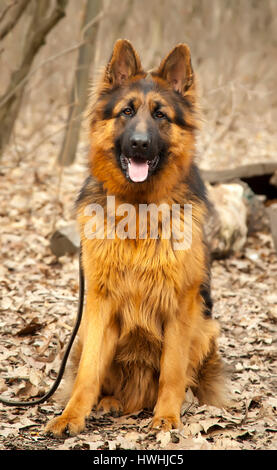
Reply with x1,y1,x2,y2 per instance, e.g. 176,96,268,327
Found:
44,413,85,437
97,396,123,416
151,415,182,432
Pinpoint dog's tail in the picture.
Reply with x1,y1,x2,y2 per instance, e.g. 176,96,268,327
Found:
192,341,228,408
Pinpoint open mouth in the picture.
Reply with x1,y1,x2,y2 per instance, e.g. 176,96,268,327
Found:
120,155,160,183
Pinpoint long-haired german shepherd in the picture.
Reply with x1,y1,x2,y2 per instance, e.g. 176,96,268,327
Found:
45,40,226,436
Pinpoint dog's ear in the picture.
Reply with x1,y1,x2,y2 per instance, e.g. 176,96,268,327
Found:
155,44,194,94
104,39,143,86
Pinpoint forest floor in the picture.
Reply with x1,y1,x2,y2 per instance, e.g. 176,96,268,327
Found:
0,140,276,451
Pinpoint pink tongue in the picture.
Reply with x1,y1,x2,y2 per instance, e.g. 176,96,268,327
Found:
128,159,149,182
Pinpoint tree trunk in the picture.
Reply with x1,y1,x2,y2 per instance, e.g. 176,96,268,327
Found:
0,0,68,157
57,0,102,166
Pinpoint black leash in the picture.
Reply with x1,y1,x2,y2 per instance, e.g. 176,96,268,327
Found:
0,250,84,407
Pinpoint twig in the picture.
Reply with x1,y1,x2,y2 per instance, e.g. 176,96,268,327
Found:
181,402,194,417
0,0,30,41
0,0,18,24
23,113,84,160
240,398,251,425
0,7,107,110
202,82,237,157
0,45,80,108
0,0,69,109
0,0,69,154
15,39,88,103
81,8,107,38
57,0,103,166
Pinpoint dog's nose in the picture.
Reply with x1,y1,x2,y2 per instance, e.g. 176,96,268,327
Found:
130,133,150,153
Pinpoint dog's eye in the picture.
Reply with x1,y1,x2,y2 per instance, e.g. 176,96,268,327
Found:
154,110,166,120
122,107,134,117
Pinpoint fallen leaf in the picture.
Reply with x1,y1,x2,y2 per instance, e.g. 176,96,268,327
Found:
16,318,45,336
156,430,171,448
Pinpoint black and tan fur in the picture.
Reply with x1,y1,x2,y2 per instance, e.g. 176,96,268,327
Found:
45,40,226,437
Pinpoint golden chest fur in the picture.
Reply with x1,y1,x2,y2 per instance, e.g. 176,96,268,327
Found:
78,195,206,340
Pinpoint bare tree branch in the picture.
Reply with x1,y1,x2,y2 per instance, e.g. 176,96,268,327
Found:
0,1,18,24
58,0,102,166
0,7,107,109
0,0,69,155
0,0,30,41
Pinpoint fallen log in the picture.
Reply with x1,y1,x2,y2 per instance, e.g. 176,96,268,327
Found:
200,162,277,184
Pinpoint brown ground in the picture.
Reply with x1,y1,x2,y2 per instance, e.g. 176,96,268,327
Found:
0,145,276,451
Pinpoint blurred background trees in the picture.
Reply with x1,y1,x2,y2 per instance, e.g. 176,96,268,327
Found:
0,0,68,155
0,0,276,169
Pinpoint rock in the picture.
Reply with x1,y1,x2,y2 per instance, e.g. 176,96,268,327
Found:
50,224,80,257
266,203,277,252
237,180,269,233
206,183,248,258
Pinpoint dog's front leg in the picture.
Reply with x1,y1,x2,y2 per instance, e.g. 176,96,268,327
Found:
151,283,204,433
152,316,189,431
45,295,117,437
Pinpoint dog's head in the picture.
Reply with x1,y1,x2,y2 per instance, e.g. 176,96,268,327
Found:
88,39,198,199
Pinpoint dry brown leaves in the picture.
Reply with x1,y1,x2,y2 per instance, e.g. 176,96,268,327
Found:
0,137,276,450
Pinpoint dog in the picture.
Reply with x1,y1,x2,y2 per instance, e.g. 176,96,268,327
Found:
45,39,225,437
